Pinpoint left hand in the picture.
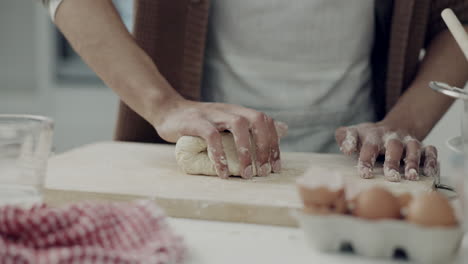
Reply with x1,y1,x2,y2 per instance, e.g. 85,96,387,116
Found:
335,122,438,182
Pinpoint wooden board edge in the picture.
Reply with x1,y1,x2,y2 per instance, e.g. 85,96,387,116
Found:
44,188,299,228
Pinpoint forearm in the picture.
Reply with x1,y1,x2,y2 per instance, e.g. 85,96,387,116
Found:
54,0,183,125
382,27,468,140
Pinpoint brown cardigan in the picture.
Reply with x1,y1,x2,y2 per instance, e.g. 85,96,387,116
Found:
115,0,468,143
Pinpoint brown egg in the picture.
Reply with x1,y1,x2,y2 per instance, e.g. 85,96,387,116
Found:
353,186,401,220
398,193,413,208
297,185,347,215
406,191,458,227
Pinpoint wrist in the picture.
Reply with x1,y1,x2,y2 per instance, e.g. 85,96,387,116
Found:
379,115,424,141
149,91,187,128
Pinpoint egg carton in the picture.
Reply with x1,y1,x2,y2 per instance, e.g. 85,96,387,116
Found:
295,211,463,264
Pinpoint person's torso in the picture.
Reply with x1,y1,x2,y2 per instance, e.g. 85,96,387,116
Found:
201,0,377,152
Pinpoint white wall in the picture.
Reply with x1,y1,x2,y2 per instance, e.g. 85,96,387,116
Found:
0,1,36,93
0,1,117,153
425,100,463,180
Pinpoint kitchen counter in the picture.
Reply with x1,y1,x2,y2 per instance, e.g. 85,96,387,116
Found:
169,217,467,264
44,141,465,263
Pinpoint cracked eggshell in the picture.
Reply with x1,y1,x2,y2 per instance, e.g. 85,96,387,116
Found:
299,186,347,215
297,168,347,214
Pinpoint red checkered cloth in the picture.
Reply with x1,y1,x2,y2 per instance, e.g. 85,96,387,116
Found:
0,200,185,264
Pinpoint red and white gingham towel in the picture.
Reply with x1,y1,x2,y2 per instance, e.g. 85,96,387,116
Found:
0,200,185,264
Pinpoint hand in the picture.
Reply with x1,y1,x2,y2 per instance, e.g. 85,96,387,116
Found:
335,122,438,182
154,98,287,179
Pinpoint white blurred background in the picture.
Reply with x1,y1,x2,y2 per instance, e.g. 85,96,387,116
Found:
0,1,463,177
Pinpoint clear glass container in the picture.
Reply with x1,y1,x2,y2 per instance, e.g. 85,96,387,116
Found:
0,115,54,206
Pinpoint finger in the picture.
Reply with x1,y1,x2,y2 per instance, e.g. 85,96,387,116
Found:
249,112,273,176
267,117,281,173
403,136,422,181
274,121,288,138
336,127,358,155
199,124,229,179
225,115,254,179
422,145,438,177
383,133,403,182
357,136,381,179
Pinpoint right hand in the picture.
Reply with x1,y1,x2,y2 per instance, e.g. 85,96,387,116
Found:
154,98,287,179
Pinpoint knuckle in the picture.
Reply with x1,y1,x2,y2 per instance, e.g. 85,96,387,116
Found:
364,132,381,145
386,138,403,149
383,132,400,141
335,127,347,138
364,142,380,152
337,126,347,132
205,128,220,142
264,115,274,125
231,115,249,127
426,145,437,151
403,135,420,145
252,111,267,123
185,108,204,119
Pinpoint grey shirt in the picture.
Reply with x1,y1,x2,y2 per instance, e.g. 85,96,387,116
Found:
202,0,377,153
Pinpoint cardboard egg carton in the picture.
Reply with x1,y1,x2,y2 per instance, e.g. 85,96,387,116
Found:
295,211,463,264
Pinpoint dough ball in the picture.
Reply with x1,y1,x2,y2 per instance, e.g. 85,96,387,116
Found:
175,133,256,176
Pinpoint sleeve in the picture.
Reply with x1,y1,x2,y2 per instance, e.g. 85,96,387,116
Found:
426,0,468,44
40,0,65,21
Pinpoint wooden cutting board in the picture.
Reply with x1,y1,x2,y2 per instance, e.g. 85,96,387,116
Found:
44,141,435,227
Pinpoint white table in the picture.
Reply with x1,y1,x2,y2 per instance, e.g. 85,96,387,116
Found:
168,218,468,264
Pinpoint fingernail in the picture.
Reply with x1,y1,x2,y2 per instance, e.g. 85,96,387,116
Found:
384,166,401,182
272,160,281,173
405,168,419,181
359,168,373,179
221,169,230,179
357,162,374,179
243,165,253,179
216,166,229,179
341,142,352,154
258,163,271,177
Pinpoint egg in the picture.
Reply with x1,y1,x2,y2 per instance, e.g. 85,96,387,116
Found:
406,191,458,227
397,192,413,217
297,169,347,215
398,193,413,208
298,185,347,215
353,186,401,220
